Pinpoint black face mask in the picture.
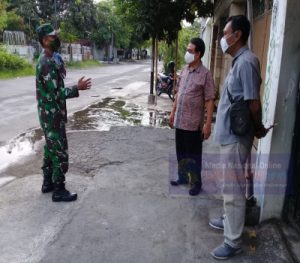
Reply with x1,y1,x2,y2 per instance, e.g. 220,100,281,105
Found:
50,37,61,52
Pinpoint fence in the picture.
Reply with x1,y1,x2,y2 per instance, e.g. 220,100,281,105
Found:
61,43,93,62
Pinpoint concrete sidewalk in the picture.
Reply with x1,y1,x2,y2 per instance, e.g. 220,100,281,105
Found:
0,124,293,263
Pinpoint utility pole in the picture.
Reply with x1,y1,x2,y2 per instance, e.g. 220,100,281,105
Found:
150,36,155,95
174,32,179,93
154,38,158,92
148,36,156,105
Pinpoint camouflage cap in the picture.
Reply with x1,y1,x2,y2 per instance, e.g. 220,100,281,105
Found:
37,23,58,39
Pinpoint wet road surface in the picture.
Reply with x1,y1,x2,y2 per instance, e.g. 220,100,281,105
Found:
0,94,172,183
0,61,155,145
0,60,174,183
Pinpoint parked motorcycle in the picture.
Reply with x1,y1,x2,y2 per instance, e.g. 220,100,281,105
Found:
156,61,176,101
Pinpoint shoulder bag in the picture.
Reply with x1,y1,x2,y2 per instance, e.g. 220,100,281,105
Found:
227,86,252,136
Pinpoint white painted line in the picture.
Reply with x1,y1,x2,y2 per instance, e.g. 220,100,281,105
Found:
142,68,150,72
105,76,129,85
123,81,148,90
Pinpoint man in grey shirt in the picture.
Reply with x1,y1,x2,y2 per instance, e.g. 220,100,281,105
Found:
210,15,270,260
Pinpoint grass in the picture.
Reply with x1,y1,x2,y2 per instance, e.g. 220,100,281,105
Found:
0,66,35,79
0,60,103,79
66,60,103,69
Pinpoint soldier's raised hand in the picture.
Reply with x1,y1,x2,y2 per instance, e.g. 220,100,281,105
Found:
78,77,92,90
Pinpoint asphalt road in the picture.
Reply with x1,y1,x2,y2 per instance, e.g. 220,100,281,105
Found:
0,61,152,145
0,126,293,263
0,61,296,263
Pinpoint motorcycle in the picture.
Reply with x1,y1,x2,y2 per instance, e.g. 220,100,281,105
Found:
156,72,175,101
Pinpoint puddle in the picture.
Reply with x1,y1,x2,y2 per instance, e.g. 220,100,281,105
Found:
0,97,170,174
0,97,170,175
67,97,170,131
0,128,43,173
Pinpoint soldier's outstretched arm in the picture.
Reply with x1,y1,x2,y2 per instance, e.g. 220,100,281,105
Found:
77,76,92,91
64,85,79,99
65,76,92,99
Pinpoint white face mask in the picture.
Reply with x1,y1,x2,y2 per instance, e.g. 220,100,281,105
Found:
220,37,229,53
184,51,195,64
220,32,236,53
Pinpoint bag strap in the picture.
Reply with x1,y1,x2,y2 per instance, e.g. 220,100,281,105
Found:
226,84,235,104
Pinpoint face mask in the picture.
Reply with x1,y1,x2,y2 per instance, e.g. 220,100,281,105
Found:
184,51,195,64
50,37,61,52
220,32,237,53
220,37,229,53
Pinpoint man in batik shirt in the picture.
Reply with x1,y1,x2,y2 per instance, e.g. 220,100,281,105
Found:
36,24,91,202
169,37,215,196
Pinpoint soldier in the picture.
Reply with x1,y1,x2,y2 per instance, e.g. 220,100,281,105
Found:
36,24,92,202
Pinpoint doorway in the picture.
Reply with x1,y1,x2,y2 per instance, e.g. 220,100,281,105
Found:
283,82,300,231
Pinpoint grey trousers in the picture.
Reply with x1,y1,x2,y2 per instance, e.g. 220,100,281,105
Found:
220,142,252,248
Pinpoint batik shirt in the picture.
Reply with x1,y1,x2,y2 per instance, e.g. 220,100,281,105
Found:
174,62,215,131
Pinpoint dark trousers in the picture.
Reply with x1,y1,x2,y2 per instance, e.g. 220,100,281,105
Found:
175,128,203,185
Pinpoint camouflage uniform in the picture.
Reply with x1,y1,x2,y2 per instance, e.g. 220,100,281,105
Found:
36,50,79,184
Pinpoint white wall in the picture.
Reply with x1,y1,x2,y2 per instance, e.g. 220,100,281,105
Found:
255,0,300,221
201,18,213,69
5,45,35,63
92,45,117,61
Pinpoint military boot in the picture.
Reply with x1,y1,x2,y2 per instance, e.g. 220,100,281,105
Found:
41,176,54,193
52,182,77,202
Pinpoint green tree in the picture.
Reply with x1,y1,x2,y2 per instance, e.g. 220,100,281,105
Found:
114,0,213,94
7,0,98,41
5,11,25,31
114,0,213,43
65,0,96,39
32,0,70,28
91,1,131,50
113,0,149,58
160,24,200,71
8,0,67,25
0,1,25,35
0,0,8,32
7,0,55,39
59,21,78,43
91,2,114,48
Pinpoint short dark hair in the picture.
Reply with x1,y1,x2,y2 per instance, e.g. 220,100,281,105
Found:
190,37,205,58
226,15,251,43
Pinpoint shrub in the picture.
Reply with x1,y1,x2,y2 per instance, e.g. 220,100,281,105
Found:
0,47,31,70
